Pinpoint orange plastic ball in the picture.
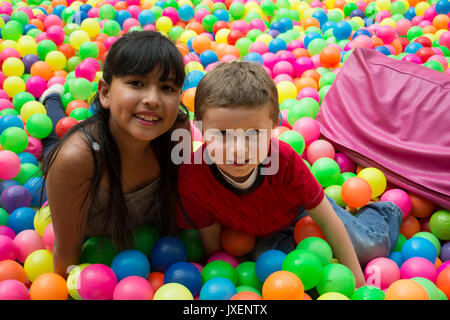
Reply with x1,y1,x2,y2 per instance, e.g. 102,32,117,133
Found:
293,216,326,244
223,45,240,58
301,70,321,84
385,279,429,300
114,1,127,10
220,228,256,257
433,15,450,30
176,42,190,57
333,0,346,9
271,126,290,139
302,17,320,30
57,43,75,59
192,34,212,54
231,291,262,300
30,61,53,81
30,19,45,31
0,260,27,284
400,214,421,239
422,25,437,34
294,76,318,91
292,48,310,58
341,176,372,208
215,43,229,59
66,100,89,116
94,33,109,43
147,272,164,292
29,273,69,300
437,268,450,300
181,87,196,112
371,36,384,48
51,0,67,6
390,39,403,55
262,271,304,300
409,193,435,218
303,292,312,300
320,46,341,68
186,21,204,34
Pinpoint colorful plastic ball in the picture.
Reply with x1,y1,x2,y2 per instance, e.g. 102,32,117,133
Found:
0,151,21,180
164,262,202,297
67,263,90,300
287,101,314,126
23,249,53,282
320,46,341,67
111,249,150,281
292,117,320,146
351,285,385,300
436,267,450,299
8,207,36,235
296,237,332,266
1,21,23,41
316,263,356,298
20,100,46,123
1,185,32,214
178,5,194,22
401,237,437,264
112,275,154,300
3,76,26,98
202,259,237,284
30,272,68,300
341,176,372,208
400,214,421,240
385,279,429,300
69,78,92,101
311,157,341,188
262,270,304,300
0,259,26,284
25,76,47,99
153,282,194,300
412,232,441,256
42,223,54,252
401,257,438,282
276,81,297,103
0,235,17,262
55,117,78,138
78,264,117,300
278,130,305,156
0,279,30,300
440,242,450,262
411,277,442,300
293,216,326,244
80,236,118,266
282,249,323,290
255,249,287,284
429,210,450,240
235,261,261,291
306,139,336,164
2,57,25,77
317,292,350,300
220,228,255,257
357,167,387,198
26,113,53,139
150,236,187,272
75,61,96,81
333,153,355,174
231,291,262,300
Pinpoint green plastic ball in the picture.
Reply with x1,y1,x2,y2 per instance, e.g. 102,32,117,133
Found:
278,130,305,156
411,277,441,300
202,15,218,33
99,4,116,20
0,208,9,226
412,232,441,256
1,21,23,41
235,262,262,291
324,185,346,207
36,39,57,60
178,229,205,262
80,236,119,266
318,72,337,88
69,78,92,101
429,210,450,240
236,285,262,296
310,158,341,188
261,0,276,16
14,163,42,185
229,2,245,20
282,249,324,290
201,260,237,285
316,263,356,298
132,224,160,258
308,38,328,56
12,92,35,113
26,113,53,139
0,127,28,153
392,233,407,252
287,101,314,126
296,237,333,266
79,41,99,60
424,60,444,73
69,108,93,121
338,171,357,185
103,20,121,36
351,286,385,300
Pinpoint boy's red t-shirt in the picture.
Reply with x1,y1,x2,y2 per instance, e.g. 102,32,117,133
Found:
176,139,324,236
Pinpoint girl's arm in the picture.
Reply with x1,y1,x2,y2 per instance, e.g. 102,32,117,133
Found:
198,221,222,257
307,196,366,287
46,139,93,278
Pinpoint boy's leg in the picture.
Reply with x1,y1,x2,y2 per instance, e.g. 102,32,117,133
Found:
39,85,66,160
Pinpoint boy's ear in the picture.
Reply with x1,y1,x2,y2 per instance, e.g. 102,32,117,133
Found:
97,79,110,109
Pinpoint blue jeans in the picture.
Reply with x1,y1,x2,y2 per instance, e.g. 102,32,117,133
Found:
247,195,403,266
41,94,66,160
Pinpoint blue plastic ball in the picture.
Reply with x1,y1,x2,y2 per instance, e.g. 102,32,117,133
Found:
17,152,38,166
79,4,92,13
164,262,202,296
404,42,423,54
350,9,365,19
23,177,46,207
213,9,230,22
0,115,25,135
303,32,322,50
270,20,286,34
138,10,155,26
374,46,391,55
405,7,416,20
352,28,372,40
401,237,437,264
279,17,294,31
435,0,450,14
115,10,132,27
268,38,287,53
200,49,218,67
0,180,21,195
111,249,151,281
72,10,88,25
23,24,37,35
243,52,264,65
178,4,195,22
8,207,36,234
255,249,287,283
182,70,206,91
388,251,403,268
312,10,328,27
363,18,374,27
52,5,66,18
321,21,336,33
199,277,237,300
333,21,353,41
150,236,187,272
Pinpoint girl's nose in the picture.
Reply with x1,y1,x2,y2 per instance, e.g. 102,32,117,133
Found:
142,86,161,107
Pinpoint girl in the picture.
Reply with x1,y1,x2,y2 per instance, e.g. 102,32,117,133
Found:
40,31,191,277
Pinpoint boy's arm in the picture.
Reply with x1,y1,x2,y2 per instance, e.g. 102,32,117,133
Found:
198,221,222,257
307,196,366,288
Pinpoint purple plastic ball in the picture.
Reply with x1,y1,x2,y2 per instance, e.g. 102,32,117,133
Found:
440,241,450,262
22,54,40,74
0,185,32,213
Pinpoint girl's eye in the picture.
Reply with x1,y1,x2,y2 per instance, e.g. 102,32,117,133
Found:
162,85,176,92
128,80,144,87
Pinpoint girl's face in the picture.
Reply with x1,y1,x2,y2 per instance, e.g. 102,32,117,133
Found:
98,67,182,144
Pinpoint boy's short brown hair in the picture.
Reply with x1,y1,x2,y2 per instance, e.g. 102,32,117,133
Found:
194,61,279,123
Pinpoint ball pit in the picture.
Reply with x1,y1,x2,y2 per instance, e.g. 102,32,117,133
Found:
0,0,447,302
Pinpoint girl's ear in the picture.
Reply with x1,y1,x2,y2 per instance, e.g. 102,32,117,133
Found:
275,114,281,128
97,79,110,109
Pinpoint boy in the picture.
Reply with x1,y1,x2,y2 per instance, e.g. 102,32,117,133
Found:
177,62,403,288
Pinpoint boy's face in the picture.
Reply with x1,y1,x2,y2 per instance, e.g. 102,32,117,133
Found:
201,103,278,182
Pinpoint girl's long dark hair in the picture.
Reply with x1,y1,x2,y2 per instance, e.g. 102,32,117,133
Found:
41,31,190,250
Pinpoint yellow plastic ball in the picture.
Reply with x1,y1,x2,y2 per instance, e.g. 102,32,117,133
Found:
17,36,37,56
302,7,316,20
375,0,391,12
45,51,67,71
81,18,100,39
357,167,387,198
380,18,397,28
70,0,84,10
415,2,430,16
24,249,54,283
156,16,173,34
0,16,4,29
351,16,365,28
297,1,310,15
277,81,298,103
317,292,350,300
2,57,25,77
3,76,26,98
153,283,194,300
255,33,273,45
20,101,47,123
423,33,436,42
325,0,335,10
215,28,231,44
34,205,52,236
94,71,103,82
1,40,18,50
185,61,204,73
179,30,198,44
436,29,447,38
69,30,90,50
289,0,301,10
67,264,90,300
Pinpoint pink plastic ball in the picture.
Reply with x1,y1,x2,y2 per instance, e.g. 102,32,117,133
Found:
42,223,54,252
287,40,304,51
376,10,391,23
0,98,13,111
127,5,141,19
380,189,412,218
428,55,448,71
104,36,119,50
311,54,322,68
13,230,46,264
18,6,33,19
310,0,324,8
75,63,96,82
25,136,43,160
292,117,321,146
306,139,335,164
205,62,219,72
261,52,279,70
418,20,432,28
26,76,47,99
351,35,374,49
0,89,8,101
126,0,140,5
437,261,450,275
46,25,65,46
411,15,424,26
0,226,15,239
47,75,66,87
262,65,272,77
439,31,450,49
364,257,401,289
220,54,238,63
293,57,315,77
122,18,140,33
0,235,17,261
35,32,49,43
0,279,30,300
272,60,294,77
113,276,154,300
0,48,21,64
334,152,356,173
297,87,320,103
249,19,266,32
44,14,63,29
162,7,179,24
396,19,412,36
249,41,269,55
83,58,101,72
356,1,367,11
78,264,118,300
375,25,396,44
423,7,437,22
191,262,203,273
277,50,296,64
400,257,437,282
231,20,249,34
0,150,21,180
273,74,294,85
402,54,423,64
431,47,444,56
206,251,239,268
194,8,210,23
88,7,100,18
183,54,200,64
280,109,291,129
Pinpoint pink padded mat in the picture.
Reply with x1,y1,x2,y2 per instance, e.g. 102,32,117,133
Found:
316,48,450,209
